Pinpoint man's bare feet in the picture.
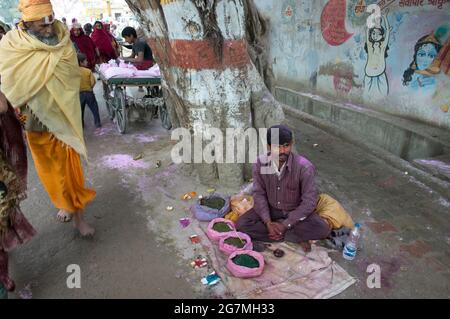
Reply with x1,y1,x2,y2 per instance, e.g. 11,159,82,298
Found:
57,209,72,222
73,212,95,237
299,241,312,253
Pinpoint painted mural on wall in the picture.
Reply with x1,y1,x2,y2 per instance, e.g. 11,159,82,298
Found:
398,19,450,117
269,0,319,84
254,0,450,127
344,0,450,119
402,32,443,92
321,0,353,46
318,61,362,95
363,12,391,98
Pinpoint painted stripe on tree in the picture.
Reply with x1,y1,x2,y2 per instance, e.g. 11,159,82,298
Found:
216,0,246,39
167,64,261,107
148,38,249,70
162,0,205,40
161,0,245,40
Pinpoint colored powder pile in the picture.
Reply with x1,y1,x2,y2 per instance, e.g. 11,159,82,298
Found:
232,254,260,268
212,222,233,232
224,237,247,248
201,197,225,210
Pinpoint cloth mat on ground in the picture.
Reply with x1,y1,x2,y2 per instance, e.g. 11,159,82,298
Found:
194,222,356,299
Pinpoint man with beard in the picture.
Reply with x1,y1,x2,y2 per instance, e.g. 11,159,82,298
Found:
236,125,331,252
0,0,96,236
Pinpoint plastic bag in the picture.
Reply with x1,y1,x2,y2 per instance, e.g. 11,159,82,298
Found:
230,194,254,216
219,232,253,255
239,182,253,195
316,194,354,229
226,250,265,278
191,193,230,222
224,211,240,223
206,218,236,242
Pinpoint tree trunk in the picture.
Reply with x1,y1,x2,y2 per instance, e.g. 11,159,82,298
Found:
125,0,284,186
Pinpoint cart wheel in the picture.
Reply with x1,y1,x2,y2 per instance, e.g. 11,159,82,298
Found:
159,102,172,130
113,87,128,134
103,82,114,120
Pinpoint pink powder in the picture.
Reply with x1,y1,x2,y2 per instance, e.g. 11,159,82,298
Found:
101,154,150,170
94,125,116,137
134,134,158,143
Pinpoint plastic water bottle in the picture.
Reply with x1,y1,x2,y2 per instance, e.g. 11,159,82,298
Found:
343,223,361,261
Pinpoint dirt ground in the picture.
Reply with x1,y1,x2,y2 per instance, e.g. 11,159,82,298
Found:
7,82,450,298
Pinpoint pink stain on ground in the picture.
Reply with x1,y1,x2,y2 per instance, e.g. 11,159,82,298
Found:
154,164,178,179
101,154,150,170
133,134,158,143
94,125,116,137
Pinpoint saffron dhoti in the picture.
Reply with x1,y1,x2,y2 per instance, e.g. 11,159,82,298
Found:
26,132,96,213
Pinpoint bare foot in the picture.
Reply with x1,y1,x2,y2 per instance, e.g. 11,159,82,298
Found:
299,241,312,253
73,212,95,237
56,210,72,223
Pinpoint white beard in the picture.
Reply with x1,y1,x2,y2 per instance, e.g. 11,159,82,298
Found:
27,29,59,46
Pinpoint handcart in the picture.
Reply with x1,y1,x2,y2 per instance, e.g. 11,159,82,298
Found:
98,72,172,134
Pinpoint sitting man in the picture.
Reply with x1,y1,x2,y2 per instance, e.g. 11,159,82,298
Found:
121,26,154,70
236,125,331,252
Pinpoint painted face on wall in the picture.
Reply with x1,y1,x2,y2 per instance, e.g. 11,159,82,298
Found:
415,43,438,71
370,28,383,43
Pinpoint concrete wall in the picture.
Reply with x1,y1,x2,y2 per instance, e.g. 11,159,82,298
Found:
254,0,450,129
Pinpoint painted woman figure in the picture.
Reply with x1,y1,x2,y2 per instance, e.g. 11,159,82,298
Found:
402,33,443,92
364,13,390,98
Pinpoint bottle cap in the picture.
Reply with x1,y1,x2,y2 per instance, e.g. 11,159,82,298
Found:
355,223,361,228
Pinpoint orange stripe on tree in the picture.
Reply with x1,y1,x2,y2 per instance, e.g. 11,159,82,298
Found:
148,38,250,70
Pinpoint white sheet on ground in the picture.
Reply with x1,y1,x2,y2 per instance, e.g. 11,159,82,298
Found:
194,222,356,299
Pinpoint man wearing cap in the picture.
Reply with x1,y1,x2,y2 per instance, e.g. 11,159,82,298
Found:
236,125,331,252
0,0,96,236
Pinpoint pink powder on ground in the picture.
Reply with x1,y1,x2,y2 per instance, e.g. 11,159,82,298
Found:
94,125,116,137
134,134,158,143
101,154,150,170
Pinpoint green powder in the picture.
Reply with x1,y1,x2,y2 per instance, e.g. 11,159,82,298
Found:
224,237,247,248
201,197,225,210
212,222,232,232
232,254,260,268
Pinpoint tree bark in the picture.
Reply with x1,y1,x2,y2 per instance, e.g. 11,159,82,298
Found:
125,0,284,186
